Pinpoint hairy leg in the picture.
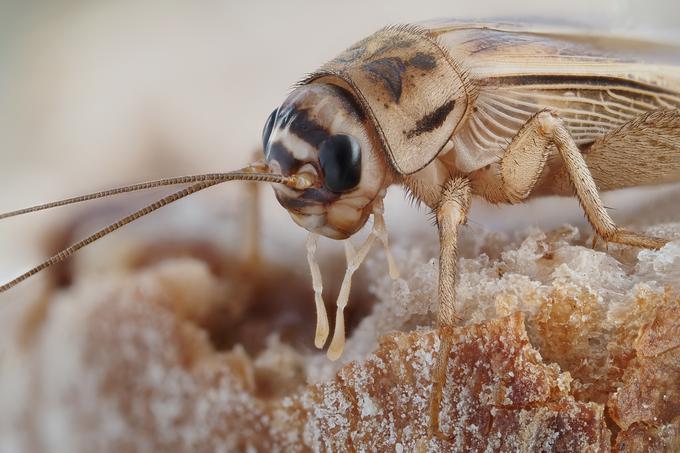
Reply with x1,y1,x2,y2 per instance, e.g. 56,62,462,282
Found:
541,111,668,248
579,109,680,192
429,109,673,438
495,110,668,248
429,177,471,439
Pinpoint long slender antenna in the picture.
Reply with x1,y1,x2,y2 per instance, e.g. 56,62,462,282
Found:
0,171,274,220
0,170,294,293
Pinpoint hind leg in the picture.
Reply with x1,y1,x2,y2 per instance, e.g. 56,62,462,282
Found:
543,111,668,248
579,109,680,193
495,110,668,249
428,109,675,438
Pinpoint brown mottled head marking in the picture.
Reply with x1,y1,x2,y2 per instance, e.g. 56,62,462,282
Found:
275,187,339,211
266,142,300,175
264,83,390,240
301,24,473,175
286,108,331,148
331,84,367,122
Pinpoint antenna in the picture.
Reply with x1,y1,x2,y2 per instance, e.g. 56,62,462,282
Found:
0,168,298,293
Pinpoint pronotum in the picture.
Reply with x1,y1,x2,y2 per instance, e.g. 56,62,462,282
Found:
2,20,680,437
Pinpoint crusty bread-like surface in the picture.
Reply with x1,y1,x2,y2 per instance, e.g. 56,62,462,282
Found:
1,216,680,452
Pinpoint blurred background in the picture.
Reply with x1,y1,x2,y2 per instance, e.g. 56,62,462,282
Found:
0,0,679,297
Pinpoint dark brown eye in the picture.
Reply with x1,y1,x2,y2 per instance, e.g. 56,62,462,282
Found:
319,134,361,192
262,108,278,157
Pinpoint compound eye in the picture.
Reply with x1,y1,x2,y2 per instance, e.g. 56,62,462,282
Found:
318,134,361,192
262,108,278,157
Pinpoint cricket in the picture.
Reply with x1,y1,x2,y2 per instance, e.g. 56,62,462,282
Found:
2,20,680,438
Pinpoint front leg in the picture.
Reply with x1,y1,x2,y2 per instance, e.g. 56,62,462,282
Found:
429,177,471,439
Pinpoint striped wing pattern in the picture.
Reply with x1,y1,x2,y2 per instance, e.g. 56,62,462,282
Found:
427,23,680,172
452,77,680,172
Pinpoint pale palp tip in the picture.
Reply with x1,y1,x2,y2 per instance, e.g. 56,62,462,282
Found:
327,281,351,360
325,237,371,361
306,233,329,349
385,248,400,280
326,307,346,361
314,292,330,348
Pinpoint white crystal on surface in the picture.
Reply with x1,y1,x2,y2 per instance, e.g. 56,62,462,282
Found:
2,200,680,451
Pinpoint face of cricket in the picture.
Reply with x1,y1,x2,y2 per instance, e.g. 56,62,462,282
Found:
262,83,388,240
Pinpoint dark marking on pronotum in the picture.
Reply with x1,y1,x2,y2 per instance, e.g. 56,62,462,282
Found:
287,109,331,148
362,57,406,102
361,50,439,103
265,142,300,175
409,52,437,70
406,99,457,138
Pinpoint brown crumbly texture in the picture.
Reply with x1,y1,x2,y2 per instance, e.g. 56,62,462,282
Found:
609,298,680,452
299,314,607,452
2,219,680,452
5,287,609,452
613,418,680,453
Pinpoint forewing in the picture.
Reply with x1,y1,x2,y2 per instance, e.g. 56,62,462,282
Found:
430,24,680,173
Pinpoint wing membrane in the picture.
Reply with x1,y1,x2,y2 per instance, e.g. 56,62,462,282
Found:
453,77,680,172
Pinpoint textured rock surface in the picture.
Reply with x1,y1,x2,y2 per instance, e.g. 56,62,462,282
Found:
1,218,680,452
